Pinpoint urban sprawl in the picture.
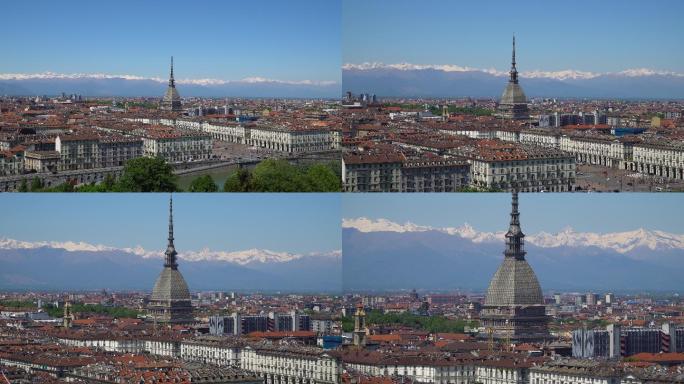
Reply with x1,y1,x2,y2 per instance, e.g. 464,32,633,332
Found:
341,39,684,192
1,194,683,384
0,58,341,192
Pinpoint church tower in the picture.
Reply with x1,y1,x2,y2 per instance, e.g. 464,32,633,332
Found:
63,301,74,328
161,56,182,112
353,302,368,347
148,196,194,324
497,36,530,120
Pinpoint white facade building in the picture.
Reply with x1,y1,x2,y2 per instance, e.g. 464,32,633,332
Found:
240,345,341,384
142,132,213,163
463,149,576,192
0,152,24,176
247,126,334,153
631,140,684,180
180,339,241,367
341,353,477,384
530,361,621,384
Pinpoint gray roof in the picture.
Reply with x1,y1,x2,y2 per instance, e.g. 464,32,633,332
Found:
150,267,191,302
163,86,181,103
500,82,528,105
484,257,543,306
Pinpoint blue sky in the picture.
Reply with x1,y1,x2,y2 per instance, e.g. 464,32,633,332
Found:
0,194,341,253
343,0,684,73
0,0,340,82
342,194,684,234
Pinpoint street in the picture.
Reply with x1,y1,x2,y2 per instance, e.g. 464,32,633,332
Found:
575,164,684,192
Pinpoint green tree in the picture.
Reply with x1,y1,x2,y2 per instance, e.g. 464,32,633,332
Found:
188,174,218,192
43,303,140,319
75,183,108,192
45,182,75,192
102,173,116,190
341,316,354,332
223,168,253,192
116,157,177,192
343,310,478,333
18,179,28,192
30,176,44,191
302,163,340,192
250,159,305,192
0,300,35,308
326,160,342,180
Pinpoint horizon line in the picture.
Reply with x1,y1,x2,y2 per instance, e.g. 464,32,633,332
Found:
0,71,340,86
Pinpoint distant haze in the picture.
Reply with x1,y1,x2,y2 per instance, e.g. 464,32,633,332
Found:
0,74,340,98
342,220,684,292
342,66,684,99
0,243,341,293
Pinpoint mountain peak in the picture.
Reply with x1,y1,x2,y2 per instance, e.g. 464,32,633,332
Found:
342,62,684,98
342,218,684,253
0,237,338,266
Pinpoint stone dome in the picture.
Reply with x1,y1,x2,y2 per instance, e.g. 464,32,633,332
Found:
150,267,191,302
484,257,543,306
500,82,528,105
161,56,182,112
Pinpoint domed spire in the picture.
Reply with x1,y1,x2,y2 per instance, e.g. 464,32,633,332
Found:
504,190,526,260
164,195,178,269
149,195,193,324
481,189,549,342
161,57,182,111
169,56,175,88
509,35,519,84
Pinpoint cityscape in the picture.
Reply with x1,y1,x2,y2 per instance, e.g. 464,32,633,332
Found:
340,0,684,193
340,37,684,192
0,0,341,193
1,0,684,384
2,194,684,383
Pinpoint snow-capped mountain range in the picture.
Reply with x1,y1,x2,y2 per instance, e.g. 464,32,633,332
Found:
342,62,684,98
0,237,339,265
0,72,338,86
0,239,342,291
0,72,340,98
342,62,684,81
342,217,684,254
342,220,684,292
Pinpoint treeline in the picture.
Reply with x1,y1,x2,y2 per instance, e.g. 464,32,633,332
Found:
0,300,140,319
383,103,494,116
0,300,36,308
44,303,140,319
456,186,502,192
341,310,477,333
19,157,341,193
222,159,341,192
428,105,494,116
20,157,177,192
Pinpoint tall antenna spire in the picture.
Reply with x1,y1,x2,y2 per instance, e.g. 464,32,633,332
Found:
504,190,526,260
169,56,175,88
512,35,516,69
510,189,519,226
509,35,519,84
165,194,178,268
168,194,174,242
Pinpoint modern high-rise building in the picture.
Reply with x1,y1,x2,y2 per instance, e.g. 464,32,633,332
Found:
480,191,550,342
497,36,530,120
605,293,614,305
586,292,599,306
147,196,194,324
161,56,182,112
554,293,562,305
572,323,683,358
